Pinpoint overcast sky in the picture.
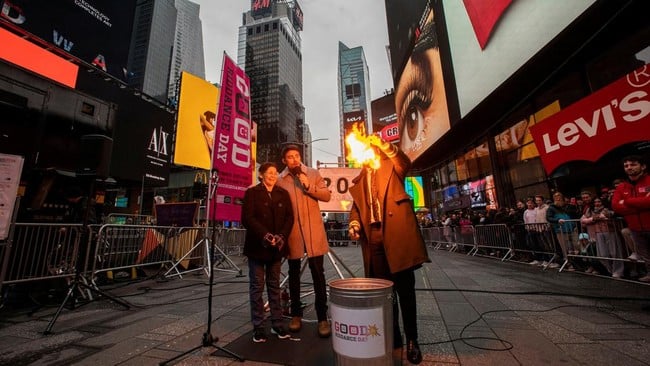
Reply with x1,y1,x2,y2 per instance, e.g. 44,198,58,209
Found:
193,0,394,165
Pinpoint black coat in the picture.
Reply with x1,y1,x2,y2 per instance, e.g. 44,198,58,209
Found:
241,183,294,262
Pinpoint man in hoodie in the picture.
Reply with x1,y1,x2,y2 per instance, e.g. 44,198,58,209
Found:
612,155,650,282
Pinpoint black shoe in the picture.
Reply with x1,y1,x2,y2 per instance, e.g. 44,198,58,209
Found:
271,325,291,339
407,339,422,364
253,328,267,343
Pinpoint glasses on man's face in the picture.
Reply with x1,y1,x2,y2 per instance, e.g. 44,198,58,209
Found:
594,201,602,204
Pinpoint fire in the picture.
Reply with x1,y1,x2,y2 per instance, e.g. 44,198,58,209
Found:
345,123,380,169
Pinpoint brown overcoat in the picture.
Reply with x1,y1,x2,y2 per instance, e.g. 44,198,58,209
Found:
349,147,430,274
277,164,331,259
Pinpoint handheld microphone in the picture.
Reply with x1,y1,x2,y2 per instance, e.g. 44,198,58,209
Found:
289,166,308,189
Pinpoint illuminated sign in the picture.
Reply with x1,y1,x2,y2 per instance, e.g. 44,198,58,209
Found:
0,27,78,88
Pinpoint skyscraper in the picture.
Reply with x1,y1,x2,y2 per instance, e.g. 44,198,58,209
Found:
127,0,204,105
338,41,371,160
127,0,177,104
168,0,205,103
237,0,305,165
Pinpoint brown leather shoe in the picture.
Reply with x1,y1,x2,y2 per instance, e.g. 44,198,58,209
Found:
318,320,331,338
289,316,302,332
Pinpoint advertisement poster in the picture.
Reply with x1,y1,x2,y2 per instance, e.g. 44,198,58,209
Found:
209,54,252,222
318,167,361,212
0,154,24,240
174,71,220,169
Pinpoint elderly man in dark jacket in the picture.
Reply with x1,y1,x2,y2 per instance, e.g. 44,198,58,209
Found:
348,135,430,364
242,162,294,343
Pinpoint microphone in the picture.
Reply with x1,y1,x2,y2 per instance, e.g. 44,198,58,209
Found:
289,166,308,190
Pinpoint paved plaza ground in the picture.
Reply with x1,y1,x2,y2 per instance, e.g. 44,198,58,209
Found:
1,246,650,365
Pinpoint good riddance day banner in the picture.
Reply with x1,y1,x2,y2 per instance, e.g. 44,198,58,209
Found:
174,71,220,169
209,54,253,221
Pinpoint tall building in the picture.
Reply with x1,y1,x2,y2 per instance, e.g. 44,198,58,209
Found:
168,0,205,104
237,0,305,165
127,0,177,104
127,0,204,105
337,41,371,160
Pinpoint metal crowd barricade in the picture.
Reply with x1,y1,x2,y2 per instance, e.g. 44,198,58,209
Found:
326,229,356,247
92,224,205,283
217,228,246,256
455,225,477,253
510,223,559,266
420,227,443,248
0,223,82,288
434,226,458,251
470,224,513,261
561,218,639,274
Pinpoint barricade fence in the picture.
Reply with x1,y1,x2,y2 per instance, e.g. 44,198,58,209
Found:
2,219,646,292
1,223,83,288
0,223,250,292
326,229,356,247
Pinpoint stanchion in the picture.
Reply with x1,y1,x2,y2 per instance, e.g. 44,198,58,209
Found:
44,177,130,335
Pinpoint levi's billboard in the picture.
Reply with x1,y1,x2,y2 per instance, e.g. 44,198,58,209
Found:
530,65,650,174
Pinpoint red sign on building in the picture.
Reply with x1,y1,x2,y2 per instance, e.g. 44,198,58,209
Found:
530,65,650,174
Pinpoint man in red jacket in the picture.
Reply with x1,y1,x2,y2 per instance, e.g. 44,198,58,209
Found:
611,155,650,282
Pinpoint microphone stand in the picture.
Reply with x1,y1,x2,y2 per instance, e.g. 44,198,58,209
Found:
159,170,243,365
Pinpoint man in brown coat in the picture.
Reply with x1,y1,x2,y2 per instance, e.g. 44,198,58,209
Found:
277,144,332,337
348,135,429,365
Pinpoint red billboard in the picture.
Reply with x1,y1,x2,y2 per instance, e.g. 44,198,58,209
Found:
531,64,650,174
251,0,274,18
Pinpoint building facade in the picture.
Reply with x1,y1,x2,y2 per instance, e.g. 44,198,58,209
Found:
338,41,371,160
237,0,305,165
385,0,649,216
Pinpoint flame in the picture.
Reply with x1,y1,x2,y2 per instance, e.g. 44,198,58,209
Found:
345,123,380,169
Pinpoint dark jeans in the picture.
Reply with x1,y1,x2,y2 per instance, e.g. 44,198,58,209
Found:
248,257,283,328
368,226,418,348
288,255,328,321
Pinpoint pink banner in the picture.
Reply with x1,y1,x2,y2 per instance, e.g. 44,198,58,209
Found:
209,54,253,222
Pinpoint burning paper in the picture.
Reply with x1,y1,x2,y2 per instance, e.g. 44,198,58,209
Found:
345,123,380,169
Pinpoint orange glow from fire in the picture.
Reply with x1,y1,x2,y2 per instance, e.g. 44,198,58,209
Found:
345,123,380,169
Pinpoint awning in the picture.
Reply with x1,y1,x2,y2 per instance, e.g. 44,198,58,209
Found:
530,64,650,175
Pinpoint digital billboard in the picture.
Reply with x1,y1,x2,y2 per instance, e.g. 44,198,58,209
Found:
0,27,78,88
292,1,303,31
0,0,136,81
384,0,429,84
393,5,451,163
405,176,425,208
110,92,173,186
174,71,220,170
442,0,597,117
371,93,397,133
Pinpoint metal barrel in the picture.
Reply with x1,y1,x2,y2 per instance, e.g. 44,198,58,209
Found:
329,278,394,366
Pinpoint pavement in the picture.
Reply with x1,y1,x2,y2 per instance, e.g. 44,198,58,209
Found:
1,246,650,366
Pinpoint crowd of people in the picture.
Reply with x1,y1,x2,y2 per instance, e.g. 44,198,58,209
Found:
425,155,650,283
